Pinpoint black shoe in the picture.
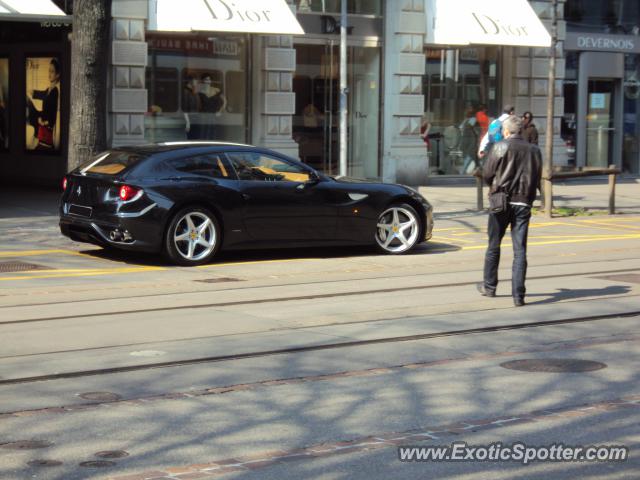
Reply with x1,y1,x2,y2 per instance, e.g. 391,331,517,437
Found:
514,297,525,307
476,283,496,297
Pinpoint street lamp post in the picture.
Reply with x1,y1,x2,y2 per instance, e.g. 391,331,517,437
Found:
543,0,558,217
339,0,348,177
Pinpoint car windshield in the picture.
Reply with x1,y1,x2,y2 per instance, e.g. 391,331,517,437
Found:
78,151,147,176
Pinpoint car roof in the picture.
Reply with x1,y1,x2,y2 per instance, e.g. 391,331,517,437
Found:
114,141,259,155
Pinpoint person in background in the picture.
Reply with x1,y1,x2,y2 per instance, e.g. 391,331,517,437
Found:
475,103,489,140
460,105,481,174
478,104,515,159
522,111,539,145
478,115,542,307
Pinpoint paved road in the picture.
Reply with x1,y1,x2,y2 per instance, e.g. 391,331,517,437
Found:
0,187,639,479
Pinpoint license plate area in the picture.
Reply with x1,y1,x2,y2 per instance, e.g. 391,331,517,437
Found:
68,204,93,218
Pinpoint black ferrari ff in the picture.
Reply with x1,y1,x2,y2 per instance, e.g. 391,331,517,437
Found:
60,142,433,266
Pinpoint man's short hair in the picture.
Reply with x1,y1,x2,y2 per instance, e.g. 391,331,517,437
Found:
503,104,515,114
502,115,523,136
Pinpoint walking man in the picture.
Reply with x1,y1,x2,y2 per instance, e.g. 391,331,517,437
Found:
478,115,542,306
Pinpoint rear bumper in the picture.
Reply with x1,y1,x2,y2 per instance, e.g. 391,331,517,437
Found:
59,202,164,253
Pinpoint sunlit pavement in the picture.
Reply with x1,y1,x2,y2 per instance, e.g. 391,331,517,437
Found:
0,183,639,479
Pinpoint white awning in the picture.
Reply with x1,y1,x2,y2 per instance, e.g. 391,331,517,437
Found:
426,0,551,48
0,0,69,21
149,0,304,35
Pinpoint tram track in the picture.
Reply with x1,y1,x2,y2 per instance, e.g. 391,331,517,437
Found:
1,257,638,310
0,265,639,327
1,309,638,386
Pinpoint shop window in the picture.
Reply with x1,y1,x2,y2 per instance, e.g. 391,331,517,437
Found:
146,33,248,144
422,47,499,175
295,0,381,15
25,56,62,152
565,0,640,34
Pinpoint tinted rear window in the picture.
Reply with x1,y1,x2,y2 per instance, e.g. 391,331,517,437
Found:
79,151,147,176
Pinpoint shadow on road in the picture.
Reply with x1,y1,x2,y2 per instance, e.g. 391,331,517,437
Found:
79,241,462,267
527,285,632,305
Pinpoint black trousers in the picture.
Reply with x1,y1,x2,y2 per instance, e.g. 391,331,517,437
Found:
483,205,531,299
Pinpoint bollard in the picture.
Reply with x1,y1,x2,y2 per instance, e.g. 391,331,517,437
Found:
608,164,616,215
475,172,483,211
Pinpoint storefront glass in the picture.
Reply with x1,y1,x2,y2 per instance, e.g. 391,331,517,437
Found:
422,47,500,175
294,0,381,15
25,56,62,152
145,33,249,144
292,43,380,178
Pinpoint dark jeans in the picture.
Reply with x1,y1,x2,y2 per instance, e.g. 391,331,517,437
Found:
483,205,531,299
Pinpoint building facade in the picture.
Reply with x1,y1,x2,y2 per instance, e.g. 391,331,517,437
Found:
6,0,620,188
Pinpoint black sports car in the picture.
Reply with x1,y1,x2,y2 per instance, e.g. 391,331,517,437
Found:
60,142,433,266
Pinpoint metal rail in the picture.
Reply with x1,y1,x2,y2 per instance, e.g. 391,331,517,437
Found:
1,266,639,327
1,309,638,386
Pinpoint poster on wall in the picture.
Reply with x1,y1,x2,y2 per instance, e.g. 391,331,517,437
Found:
0,58,8,150
25,56,61,152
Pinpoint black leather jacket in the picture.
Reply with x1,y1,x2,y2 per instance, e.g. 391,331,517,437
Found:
483,134,542,206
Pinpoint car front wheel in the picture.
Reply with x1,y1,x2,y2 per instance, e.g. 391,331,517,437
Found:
164,207,221,266
375,203,421,254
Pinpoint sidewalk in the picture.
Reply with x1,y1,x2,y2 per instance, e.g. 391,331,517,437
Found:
0,177,638,220
419,177,640,216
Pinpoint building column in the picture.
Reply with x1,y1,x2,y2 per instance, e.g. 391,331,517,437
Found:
110,0,148,147
382,0,427,185
513,0,567,165
251,33,298,157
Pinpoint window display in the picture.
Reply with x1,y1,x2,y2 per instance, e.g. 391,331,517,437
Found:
25,56,61,151
146,33,248,144
422,47,500,175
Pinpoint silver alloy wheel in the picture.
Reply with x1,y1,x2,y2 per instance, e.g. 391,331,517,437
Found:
173,211,217,262
375,206,420,253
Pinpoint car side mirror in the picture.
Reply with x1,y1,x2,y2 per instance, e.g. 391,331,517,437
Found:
307,171,320,185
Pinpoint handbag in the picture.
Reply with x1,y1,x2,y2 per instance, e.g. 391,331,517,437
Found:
489,190,508,213
489,164,509,213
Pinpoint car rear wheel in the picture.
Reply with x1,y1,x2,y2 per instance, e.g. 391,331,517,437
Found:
375,203,421,254
164,207,221,266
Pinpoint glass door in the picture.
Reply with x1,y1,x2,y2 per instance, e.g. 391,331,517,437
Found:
586,80,615,167
293,42,380,177
348,46,380,179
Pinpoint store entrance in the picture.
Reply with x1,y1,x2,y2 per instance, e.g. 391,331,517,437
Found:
586,80,616,167
292,42,380,178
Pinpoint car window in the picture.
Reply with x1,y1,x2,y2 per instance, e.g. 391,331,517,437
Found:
169,154,230,179
79,151,147,176
226,152,310,182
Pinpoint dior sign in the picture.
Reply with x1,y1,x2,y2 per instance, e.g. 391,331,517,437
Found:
471,13,529,38
203,0,273,23
565,33,640,54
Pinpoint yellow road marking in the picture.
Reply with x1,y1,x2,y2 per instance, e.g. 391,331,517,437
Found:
0,266,165,281
197,258,318,269
579,220,640,231
462,234,640,250
0,249,78,258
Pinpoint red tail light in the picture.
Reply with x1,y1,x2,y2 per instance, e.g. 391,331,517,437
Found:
119,185,141,201
62,177,68,190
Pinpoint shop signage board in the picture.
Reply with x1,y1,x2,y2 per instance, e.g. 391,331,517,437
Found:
150,0,304,35
565,33,640,54
425,0,551,47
